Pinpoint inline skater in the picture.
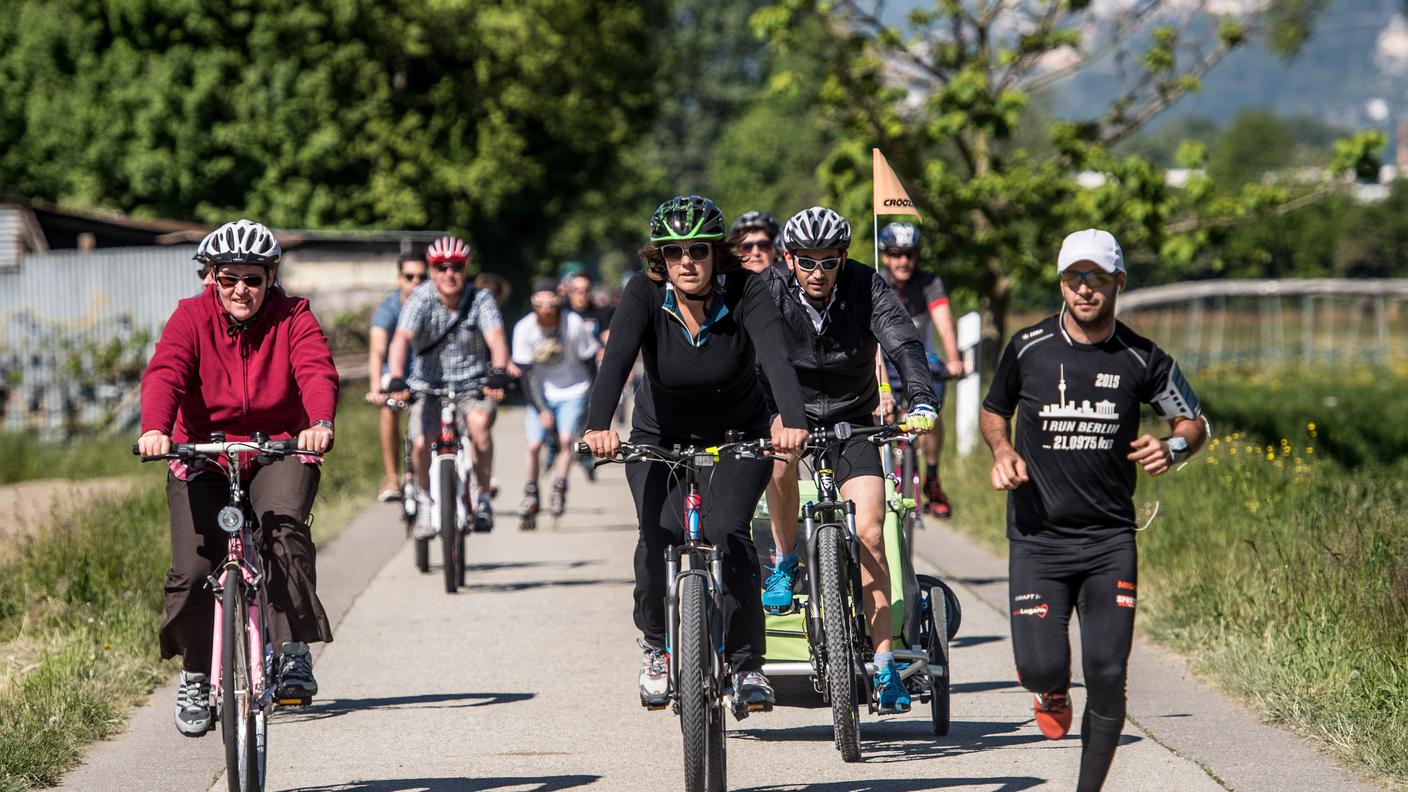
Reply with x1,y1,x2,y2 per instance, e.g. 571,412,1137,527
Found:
138,219,338,735
385,235,510,534
512,278,600,519
877,222,964,517
981,228,1208,791
581,196,808,711
757,206,939,713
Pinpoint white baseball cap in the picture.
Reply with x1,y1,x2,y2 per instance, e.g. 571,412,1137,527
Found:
1057,228,1124,273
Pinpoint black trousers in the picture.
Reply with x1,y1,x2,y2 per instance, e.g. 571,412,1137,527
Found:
1009,532,1137,792
627,453,770,673
162,457,333,672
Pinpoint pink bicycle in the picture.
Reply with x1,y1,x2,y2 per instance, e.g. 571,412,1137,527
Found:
136,432,323,792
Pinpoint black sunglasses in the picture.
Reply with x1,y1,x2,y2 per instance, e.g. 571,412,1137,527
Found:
736,241,772,253
433,262,466,274
661,242,712,263
402,271,428,283
794,255,843,272
215,273,266,289
883,248,915,259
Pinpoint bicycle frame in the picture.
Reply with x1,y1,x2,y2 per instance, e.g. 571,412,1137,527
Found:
419,386,478,536
208,449,273,713
664,453,727,705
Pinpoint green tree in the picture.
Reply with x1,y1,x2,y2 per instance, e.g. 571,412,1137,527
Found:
753,0,1381,353
0,0,666,291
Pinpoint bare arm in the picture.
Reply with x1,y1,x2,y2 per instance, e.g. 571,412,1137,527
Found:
1128,414,1210,476
484,327,509,370
981,407,1028,490
367,326,389,396
929,302,963,375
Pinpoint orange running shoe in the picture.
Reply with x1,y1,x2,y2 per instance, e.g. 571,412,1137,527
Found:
1033,690,1072,739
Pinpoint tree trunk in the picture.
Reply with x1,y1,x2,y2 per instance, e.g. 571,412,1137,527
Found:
978,256,1010,374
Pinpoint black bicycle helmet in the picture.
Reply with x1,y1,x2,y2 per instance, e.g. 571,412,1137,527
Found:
650,195,727,244
730,210,781,240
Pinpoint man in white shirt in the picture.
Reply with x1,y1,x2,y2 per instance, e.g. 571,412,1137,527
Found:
512,278,601,520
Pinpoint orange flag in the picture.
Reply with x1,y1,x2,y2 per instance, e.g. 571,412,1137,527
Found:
873,148,921,221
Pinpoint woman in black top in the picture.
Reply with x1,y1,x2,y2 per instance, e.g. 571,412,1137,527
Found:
583,195,808,711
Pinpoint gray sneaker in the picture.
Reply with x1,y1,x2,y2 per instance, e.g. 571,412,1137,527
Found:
638,639,669,709
732,670,775,712
276,641,317,700
175,671,212,736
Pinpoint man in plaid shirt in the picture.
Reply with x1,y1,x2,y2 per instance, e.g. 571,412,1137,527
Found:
387,235,511,532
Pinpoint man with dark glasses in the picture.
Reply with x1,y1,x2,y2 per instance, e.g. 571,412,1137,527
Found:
728,210,781,273
877,222,964,519
386,235,511,534
758,206,940,714
366,252,430,501
981,228,1208,791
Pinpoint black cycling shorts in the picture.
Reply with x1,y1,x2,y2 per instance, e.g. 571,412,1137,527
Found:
809,433,882,485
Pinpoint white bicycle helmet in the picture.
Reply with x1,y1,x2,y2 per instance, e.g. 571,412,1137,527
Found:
195,219,281,267
783,207,852,252
879,222,920,250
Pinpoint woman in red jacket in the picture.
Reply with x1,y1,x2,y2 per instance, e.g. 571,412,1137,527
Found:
137,219,339,737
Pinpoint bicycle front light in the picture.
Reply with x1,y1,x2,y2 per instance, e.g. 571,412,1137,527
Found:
218,506,244,534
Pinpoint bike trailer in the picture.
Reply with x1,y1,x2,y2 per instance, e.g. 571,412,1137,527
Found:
752,478,920,664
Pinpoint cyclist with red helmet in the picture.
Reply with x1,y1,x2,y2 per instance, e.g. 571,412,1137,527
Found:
386,235,511,534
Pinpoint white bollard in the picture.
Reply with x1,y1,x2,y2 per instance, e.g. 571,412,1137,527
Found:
955,311,982,457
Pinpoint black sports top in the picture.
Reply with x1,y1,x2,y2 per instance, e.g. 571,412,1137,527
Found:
983,313,1201,544
584,270,807,444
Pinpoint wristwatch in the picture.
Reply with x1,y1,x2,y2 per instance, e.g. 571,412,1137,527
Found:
314,419,335,433
1166,435,1190,463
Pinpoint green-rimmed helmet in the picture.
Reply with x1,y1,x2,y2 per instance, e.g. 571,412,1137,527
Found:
650,195,726,244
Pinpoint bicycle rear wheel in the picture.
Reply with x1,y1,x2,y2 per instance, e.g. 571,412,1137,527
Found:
221,573,261,791
817,524,861,762
927,587,951,736
438,457,458,593
678,574,725,792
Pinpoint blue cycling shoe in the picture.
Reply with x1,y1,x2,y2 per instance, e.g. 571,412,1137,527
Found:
761,556,799,614
875,662,912,714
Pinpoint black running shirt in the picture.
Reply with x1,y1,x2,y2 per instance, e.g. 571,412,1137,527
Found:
983,314,1201,544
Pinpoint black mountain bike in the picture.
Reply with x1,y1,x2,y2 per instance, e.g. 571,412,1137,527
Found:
577,436,770,792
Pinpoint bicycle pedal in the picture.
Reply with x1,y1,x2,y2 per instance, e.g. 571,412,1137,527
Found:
276,696,311,707
644,703,668,712
747,702,772,713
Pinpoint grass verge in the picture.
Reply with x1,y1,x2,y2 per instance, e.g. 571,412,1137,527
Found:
941,365,1408,787
0,390,382,791
0,433,139,484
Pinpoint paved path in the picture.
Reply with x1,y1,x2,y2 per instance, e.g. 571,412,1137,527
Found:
56,407,1383,791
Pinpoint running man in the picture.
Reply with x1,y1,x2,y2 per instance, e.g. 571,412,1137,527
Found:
877,222,964,518
386,235,510,534
512,278,600,519
759,206,939,713
980,228,1208,791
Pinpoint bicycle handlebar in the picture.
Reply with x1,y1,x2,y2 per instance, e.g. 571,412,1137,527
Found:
573,438,772,466
132,438,325,463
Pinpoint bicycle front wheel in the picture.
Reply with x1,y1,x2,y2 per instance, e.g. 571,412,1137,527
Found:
678,574,725,792
438,457,458,593
817,524,861,762
221,572,262,791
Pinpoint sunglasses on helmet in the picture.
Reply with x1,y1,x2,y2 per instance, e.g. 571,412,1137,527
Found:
661,242,712,263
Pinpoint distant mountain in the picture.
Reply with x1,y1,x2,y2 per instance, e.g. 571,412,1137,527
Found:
884,0,1406,136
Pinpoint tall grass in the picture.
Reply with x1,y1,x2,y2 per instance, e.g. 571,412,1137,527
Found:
0,391,382,790
0,433,138,484
943,366,1408,786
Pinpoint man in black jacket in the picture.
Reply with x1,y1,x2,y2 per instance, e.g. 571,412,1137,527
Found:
759,206,940,714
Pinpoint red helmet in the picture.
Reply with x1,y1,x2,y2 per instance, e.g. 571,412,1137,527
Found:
426,235,471,264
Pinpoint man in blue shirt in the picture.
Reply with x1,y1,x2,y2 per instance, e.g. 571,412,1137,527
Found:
366,252,428,500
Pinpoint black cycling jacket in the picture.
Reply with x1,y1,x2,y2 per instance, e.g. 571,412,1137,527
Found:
759,261,938,425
